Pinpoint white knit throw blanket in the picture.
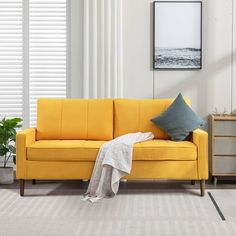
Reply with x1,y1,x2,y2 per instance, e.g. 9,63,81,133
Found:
82,132,154,203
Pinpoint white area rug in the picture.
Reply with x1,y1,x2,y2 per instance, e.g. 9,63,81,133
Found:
0,187,235,236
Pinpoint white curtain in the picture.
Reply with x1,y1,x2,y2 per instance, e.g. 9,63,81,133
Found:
83,0,123,98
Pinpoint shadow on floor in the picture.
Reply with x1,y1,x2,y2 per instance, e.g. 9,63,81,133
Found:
1,178,236,197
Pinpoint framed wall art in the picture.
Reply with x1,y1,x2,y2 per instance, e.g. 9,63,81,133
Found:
153,1,202,69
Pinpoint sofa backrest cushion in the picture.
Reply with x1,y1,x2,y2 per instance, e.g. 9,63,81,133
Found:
37,98,113,140
114,98,191,139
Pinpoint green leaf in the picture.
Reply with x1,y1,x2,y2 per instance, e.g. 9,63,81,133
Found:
0,117,6,125
1,117,22,129
9,118,22,123
0,129,4,144
13,155,16,165
0,145,8,156
0,117,23,166
8,145,16,154
0,149,6,156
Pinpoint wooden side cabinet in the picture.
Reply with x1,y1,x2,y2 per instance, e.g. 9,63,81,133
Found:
209,115,236,184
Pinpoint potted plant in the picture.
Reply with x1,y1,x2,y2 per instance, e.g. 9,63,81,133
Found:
0,117,22,184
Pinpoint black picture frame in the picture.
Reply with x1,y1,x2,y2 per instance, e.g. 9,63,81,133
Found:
153,1,202,70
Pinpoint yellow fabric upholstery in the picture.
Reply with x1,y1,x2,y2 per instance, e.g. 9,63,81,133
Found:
24,161,198,180
37,98,113,140
16,128,36,178
127,161,198,179
192,129,208,179
16,98,208,183
114,98,191,139
133,140,196,161
27,140,105,161
25,161,95,179
27,139,196,162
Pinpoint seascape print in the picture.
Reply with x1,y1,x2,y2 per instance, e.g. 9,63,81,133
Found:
154,2,202,69
155,47,201,69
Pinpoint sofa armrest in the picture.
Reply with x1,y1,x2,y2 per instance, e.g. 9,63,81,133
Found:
16,128,36,179
191,128,208,179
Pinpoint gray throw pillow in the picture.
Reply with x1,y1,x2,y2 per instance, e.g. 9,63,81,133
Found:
151,93,205,141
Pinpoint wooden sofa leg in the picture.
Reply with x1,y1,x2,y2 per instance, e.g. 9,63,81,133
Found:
200,180,205,197
191,180,195,185
20,179,25,197
32,179,36,185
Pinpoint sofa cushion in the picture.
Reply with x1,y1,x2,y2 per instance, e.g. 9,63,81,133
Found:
27,140,197,161
133,140,197,161
27,140,106,161
37,99,113,141
114,98,191,139
151,93,205,141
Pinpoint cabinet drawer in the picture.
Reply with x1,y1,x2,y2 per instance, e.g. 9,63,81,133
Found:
214,156,236,174
214,139,236,155
214,121,236,136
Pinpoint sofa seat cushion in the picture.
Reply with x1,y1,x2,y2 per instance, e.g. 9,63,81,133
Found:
133,140,197,161
27,140,106,161
27,139,197,162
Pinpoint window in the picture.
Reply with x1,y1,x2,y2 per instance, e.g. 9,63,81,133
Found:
29,0,68,126
0,0,68,127
0,0,23,120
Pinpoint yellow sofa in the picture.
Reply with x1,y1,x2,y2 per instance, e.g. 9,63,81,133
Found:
16,98,208,196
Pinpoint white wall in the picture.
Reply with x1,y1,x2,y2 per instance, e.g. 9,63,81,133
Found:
71,0,236,119
233,0,236,114
123,0,154,99
123,0,236,119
